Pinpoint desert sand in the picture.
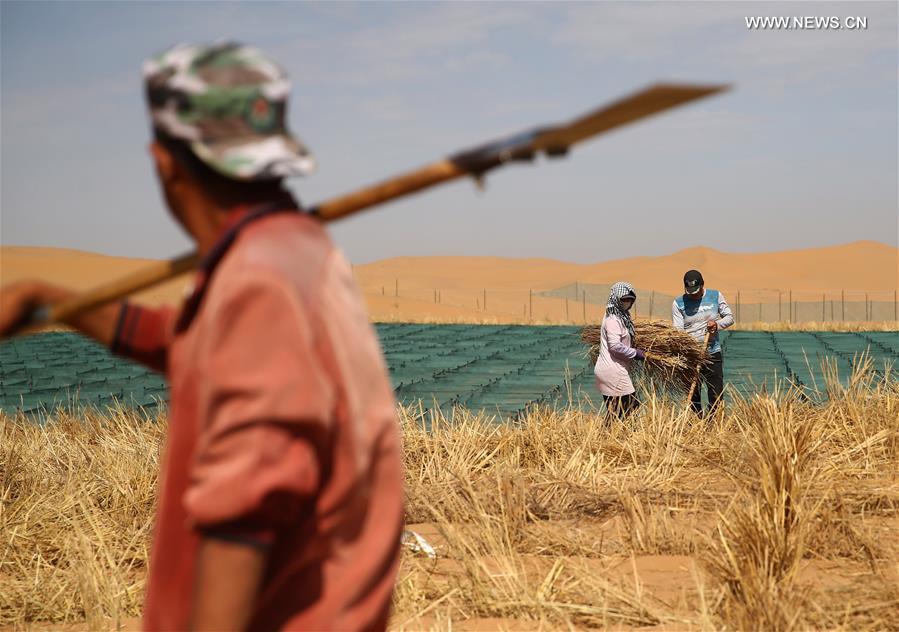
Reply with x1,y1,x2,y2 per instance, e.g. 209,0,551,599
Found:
2,241,896,324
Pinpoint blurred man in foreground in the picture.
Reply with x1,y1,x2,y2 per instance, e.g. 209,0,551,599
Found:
0,42,404,631
672,269,734,417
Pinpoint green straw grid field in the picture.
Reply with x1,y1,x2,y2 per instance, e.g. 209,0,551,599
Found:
0,327,895,418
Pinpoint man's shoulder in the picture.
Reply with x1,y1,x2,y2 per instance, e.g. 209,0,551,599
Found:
225,214,335,285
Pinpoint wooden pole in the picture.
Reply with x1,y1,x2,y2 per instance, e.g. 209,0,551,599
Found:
865,293,869,321
312,159,465,222
582,290,586,322
737,291,741,322
778,292,782,322
649,291,655,319
381,286,385,296
395,278,399,298
789,290,793,323
565,297,569,321
895,290,897,322
822,293,825,322
841,290,845,321
529,289,533,321
12,84,730,333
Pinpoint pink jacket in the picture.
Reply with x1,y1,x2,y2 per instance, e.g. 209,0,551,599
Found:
593,314,637,397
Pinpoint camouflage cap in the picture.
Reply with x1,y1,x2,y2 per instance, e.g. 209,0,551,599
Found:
143,42,315,181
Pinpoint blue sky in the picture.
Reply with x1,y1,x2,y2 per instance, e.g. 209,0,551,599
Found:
1,1,896,263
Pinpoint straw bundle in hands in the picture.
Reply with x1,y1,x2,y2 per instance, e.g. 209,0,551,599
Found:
581,320,710,392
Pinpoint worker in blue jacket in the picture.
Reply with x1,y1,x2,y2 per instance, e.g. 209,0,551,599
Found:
672,270,734,416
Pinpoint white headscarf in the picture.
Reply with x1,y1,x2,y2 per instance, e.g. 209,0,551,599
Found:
606,281,637,343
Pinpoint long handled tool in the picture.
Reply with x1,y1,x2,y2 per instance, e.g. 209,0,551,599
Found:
685,330,712,407
23,82,726,328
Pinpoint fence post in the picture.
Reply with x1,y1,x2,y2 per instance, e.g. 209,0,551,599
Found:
395,279,398,298
830,300,834,321
865,293,869,321
895,289,898,322
649,291,655,319
565,297,569,321
778,292,782,322
737,291,741,323
434,289,437,304
381,286,384,296
841,290,845,321
529,289,533,321
822,293,825,322
789,290,793,323
758,302,762,322
582,290,586,323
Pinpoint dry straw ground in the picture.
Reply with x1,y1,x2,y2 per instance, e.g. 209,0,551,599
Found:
1,359,897,631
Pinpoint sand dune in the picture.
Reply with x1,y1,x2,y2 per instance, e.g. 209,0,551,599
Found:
2,241,896,323
1,246,192,307
354,241,898,295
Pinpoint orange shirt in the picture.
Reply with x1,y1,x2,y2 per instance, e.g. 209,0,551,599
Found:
112,206,403,631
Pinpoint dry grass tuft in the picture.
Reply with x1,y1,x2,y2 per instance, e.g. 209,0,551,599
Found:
581,320,710,392
0,406,162,628
1,362,897,630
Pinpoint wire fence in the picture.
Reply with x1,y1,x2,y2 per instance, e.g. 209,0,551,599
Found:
364,280,899,324
543,283,899,323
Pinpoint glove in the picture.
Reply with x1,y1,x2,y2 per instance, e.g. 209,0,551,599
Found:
634,349,646,361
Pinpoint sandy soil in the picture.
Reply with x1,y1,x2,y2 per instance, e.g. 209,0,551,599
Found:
2,241,896,324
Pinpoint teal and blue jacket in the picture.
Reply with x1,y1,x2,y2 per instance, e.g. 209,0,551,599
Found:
672,289,734,354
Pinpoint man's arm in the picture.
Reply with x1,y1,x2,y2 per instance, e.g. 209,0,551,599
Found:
188,537,268,631
110,302,176,372
716,292,735,329
1,280,174,372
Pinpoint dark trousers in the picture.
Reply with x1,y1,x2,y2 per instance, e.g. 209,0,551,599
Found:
603,393,640,419
692,352,723,416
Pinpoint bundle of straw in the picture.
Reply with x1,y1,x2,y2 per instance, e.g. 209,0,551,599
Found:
581,320,710,392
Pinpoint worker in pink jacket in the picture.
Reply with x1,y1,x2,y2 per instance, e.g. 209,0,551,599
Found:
593,282,648,418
